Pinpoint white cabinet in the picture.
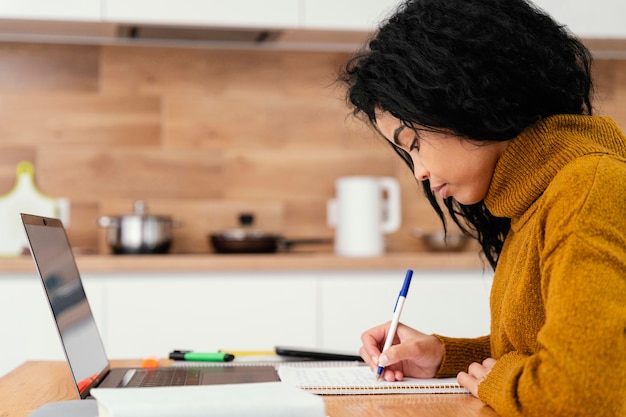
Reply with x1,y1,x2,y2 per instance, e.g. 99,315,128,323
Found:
530,0,626,38
102,0,300,28
102,272,318,358
97,269,491,357
2,0,625,40
318,270,493,351
302,0,626,38
0,268,491,377
302,0,400,31
0,0,101,21
96,270,493,358
102,0,399,31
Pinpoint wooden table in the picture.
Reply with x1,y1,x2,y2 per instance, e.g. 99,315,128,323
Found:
0,360,500,417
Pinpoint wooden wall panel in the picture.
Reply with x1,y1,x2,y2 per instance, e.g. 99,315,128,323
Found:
219,149,397,201
593,60,626,128
0,43,99,92
593,60,617,102
280,52,350,98
284,199,332,238
64,201,100,253
100,47,285,97
0,94,161,146
0,42,624,255
37,148,224,200
162,95,361,150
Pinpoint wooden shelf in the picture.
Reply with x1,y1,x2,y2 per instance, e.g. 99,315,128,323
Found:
0,251,487,273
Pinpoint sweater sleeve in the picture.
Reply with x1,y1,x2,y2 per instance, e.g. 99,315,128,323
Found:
478,158,626,417
478,236,626,417
433,335,491,378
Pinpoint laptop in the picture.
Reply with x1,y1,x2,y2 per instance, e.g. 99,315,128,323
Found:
20,213,280,399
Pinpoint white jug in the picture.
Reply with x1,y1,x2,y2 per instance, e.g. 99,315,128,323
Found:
327,176,401,257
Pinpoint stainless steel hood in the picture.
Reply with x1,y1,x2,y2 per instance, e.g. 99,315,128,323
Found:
0,19,372,52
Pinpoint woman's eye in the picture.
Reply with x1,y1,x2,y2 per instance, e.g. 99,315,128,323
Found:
409,138,420,152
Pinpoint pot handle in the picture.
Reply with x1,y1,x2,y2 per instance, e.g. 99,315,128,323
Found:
281,238,334,249
98,216,117,228
327,199,338,228
133,200,147,215
379,177,401,234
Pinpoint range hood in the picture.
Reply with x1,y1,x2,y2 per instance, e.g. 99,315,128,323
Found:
0,19,372,52
3,18,623,56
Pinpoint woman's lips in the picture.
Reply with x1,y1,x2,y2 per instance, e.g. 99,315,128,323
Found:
431,184,448,198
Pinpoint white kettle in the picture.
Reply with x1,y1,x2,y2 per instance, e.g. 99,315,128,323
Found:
327,176,401,257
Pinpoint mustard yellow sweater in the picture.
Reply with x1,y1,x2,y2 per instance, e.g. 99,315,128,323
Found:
435,115,626,416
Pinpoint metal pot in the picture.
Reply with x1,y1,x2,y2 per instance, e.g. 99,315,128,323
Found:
209,213,332,254
411,229,470,252
98,200,174,255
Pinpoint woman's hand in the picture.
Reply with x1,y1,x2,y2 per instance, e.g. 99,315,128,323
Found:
457,358,496,397
359,322,444,382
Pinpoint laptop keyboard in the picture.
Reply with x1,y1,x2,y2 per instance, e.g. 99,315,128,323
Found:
125,368,201,387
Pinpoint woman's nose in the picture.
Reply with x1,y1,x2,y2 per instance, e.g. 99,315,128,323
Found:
413,159,429,181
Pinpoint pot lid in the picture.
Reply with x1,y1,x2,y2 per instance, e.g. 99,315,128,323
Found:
99,201,172,226
212,213,280,240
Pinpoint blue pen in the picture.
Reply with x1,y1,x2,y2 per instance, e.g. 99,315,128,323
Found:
376,269,413,380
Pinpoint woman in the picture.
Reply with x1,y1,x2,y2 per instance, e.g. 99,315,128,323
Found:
339,0,626,416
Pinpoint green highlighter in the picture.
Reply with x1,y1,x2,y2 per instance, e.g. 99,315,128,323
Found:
168,350,235,362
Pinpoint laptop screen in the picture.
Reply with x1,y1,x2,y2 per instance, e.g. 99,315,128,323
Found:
21,214,109,396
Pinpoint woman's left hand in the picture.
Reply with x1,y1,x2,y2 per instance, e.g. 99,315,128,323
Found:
457,358,497,397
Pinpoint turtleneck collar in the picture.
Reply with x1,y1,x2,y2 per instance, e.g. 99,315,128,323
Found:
484,114,626,219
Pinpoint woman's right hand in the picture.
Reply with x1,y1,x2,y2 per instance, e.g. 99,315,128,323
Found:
359,322,445,382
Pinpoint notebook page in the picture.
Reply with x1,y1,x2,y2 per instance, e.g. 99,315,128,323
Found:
278,365,469,395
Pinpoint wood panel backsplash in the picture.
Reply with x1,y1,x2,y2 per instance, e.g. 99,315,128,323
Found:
0,42,625,255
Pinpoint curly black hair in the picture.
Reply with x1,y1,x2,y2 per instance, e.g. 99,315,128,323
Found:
339,0,594,269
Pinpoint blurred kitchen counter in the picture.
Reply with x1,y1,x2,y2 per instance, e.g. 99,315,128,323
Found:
1,251,486,273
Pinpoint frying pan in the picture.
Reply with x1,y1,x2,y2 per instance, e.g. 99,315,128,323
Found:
209,230,332,254
210,213,331,254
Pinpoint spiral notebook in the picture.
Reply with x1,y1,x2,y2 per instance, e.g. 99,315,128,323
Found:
277,364,469,395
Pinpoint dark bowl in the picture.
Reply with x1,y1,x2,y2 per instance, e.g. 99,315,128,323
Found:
411,229,470,252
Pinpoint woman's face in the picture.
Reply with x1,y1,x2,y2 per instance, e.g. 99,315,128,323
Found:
375,111,509,205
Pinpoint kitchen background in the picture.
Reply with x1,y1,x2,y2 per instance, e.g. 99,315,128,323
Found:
1,0,626,380
0,40,625,256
